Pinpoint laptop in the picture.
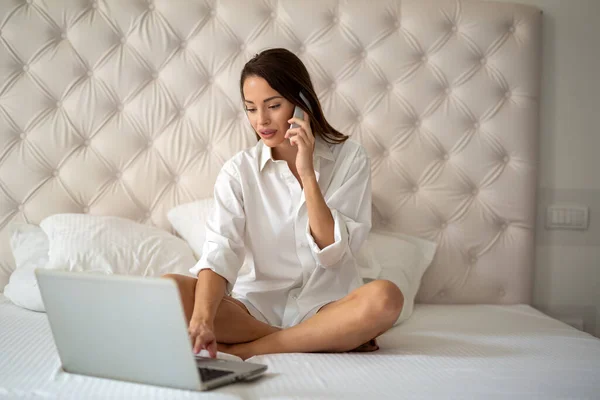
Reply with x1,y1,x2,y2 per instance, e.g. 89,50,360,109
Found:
35,269,267,391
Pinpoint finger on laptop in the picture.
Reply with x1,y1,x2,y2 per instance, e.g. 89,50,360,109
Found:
193,336,203,354
207,340,217,358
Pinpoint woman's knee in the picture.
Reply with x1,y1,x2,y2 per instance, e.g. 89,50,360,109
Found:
161,274,197,301
162,273,194,285
359,280,404,325
161,274,197,322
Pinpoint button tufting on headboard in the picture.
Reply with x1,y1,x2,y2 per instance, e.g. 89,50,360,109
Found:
0,0,542,304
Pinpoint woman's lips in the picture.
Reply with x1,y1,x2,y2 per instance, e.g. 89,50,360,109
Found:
259,129,277,138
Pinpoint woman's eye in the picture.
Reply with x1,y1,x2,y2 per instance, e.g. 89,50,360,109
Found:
245,108,256,113
268,104,281,110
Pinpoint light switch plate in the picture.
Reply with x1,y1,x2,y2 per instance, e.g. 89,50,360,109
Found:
546,204,589,230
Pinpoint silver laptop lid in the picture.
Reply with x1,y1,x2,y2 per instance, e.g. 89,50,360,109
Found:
36,269,203,391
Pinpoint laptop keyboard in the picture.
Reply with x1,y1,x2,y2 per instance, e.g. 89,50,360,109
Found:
198,367,235,381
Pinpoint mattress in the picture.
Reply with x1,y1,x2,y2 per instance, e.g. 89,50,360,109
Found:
1,294,599,400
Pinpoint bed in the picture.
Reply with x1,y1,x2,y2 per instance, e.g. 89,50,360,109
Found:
2,294,599,399
1,0,599,398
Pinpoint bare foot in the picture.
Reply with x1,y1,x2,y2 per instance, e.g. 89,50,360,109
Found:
218,342,254,361
349,339,379,353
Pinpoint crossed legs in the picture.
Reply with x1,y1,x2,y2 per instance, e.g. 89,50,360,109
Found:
163,274,403,360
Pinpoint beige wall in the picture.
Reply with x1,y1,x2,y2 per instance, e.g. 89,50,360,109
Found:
487,0,600,336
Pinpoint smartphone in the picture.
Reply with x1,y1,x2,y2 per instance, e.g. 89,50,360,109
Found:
289,92,312,130
290,105,304,129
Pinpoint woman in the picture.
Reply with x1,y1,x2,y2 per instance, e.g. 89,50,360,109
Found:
164,48,403,361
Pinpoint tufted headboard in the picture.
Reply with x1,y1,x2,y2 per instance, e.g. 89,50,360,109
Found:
0,0,542,304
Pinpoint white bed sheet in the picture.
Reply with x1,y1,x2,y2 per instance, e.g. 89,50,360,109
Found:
1,294,599,400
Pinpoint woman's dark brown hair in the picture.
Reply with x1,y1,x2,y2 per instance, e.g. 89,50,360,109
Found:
240,48,348,144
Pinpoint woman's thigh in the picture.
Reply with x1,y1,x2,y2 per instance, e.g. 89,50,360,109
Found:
162,273,278,343
162,273,250,321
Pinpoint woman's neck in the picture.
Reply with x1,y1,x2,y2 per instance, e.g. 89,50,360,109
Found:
271,141,298,164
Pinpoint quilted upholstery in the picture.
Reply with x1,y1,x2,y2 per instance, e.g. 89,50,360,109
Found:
0,0,542,304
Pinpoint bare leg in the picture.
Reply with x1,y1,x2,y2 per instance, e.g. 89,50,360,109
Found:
220,280,404,360
162,274,279,344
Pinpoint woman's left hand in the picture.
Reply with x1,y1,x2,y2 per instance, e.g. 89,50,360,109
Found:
286,111,315,180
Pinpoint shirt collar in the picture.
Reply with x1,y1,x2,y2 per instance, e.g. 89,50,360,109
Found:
258,135,334,172
258,140,272,172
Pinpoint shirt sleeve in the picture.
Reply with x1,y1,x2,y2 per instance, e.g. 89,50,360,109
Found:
305,145,372,268
189,161,245,293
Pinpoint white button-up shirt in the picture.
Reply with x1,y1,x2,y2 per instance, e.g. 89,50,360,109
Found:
190,137,372,328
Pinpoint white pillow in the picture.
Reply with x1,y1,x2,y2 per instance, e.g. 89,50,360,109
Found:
3,223,48,312
167,198,214,259
40,214,196,277
361,230,437,325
